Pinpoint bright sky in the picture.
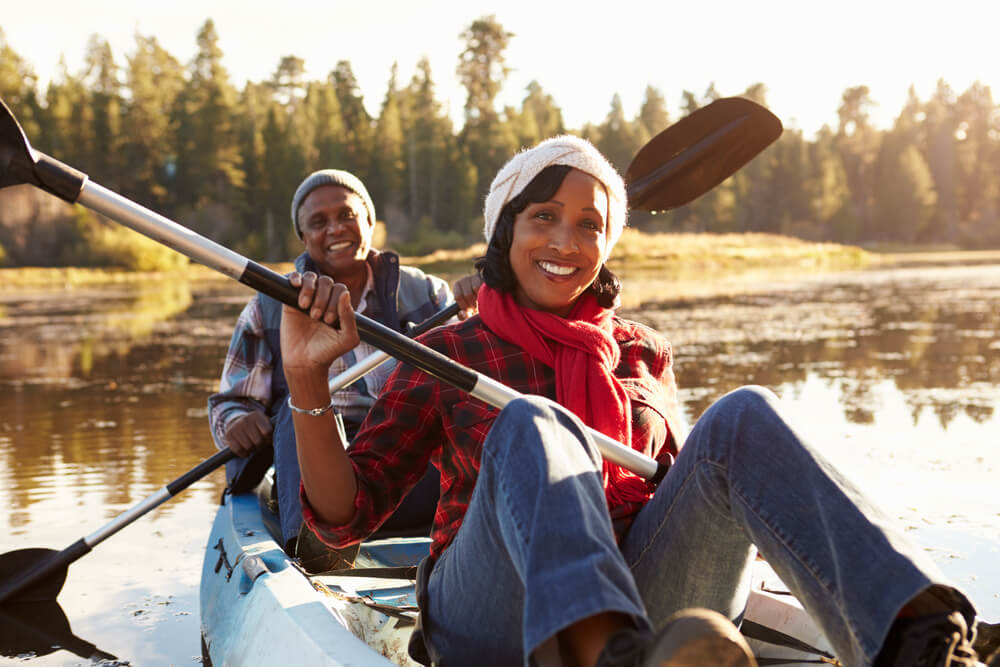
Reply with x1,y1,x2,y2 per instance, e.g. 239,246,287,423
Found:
2,0,998,139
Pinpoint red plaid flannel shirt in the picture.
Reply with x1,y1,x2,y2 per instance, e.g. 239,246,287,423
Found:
301,315,683,559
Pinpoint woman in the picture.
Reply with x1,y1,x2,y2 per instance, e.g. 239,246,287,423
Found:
280,136,980,667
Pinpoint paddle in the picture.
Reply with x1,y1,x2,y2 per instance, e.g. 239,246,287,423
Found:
0,302,458,604
626,97,782,211
0,94,781,484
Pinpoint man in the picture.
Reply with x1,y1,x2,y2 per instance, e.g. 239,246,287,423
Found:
208,169,453,552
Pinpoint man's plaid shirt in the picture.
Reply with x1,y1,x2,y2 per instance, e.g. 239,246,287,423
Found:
302,314,684,560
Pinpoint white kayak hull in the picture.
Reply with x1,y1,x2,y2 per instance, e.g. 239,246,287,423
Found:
200,488,835,666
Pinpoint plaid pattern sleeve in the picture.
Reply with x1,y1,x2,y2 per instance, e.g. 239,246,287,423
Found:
207,295,273,450
606,317,683,532
301,315,681,558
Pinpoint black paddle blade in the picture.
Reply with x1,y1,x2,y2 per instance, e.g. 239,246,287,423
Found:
0,97,87,202
625,97,782,212
0,600,118,661
0,97,37,190
0,548,67,603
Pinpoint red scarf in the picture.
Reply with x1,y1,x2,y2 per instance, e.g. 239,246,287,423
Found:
477,285,653,507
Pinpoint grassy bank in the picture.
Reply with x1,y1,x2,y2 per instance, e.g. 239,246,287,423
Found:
0,264,226,289
402,230,873,276
3,231,982,289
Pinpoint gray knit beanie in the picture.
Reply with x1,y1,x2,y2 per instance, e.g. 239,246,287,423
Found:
290,169,376,237
483,135,627,260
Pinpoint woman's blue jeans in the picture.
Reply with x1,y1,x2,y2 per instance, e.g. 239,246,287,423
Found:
423,387,973,666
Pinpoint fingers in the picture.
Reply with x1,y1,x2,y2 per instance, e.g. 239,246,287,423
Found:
247,409,273,437
452,273,482,320
336,289,359,346
225,410,274,457
311,276,335,320
288,272,342,324
279,272,359,370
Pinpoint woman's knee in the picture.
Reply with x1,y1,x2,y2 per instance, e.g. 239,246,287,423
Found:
496,395,559,424
487,396,600,465
690,385,788,449
709,385,780,421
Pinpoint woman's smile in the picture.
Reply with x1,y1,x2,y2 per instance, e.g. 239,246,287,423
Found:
536,259,578,278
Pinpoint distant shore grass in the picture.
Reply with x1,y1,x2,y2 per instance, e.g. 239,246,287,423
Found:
402,230,874,276
2,232,996,289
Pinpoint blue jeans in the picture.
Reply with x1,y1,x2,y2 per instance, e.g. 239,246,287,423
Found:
422,388,974,667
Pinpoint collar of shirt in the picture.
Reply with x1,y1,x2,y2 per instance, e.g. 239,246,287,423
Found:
356,262,375,314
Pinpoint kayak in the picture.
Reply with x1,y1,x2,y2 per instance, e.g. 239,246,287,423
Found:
199,470,836,667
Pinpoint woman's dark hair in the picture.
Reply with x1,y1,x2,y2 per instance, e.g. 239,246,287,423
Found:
474,164,621,309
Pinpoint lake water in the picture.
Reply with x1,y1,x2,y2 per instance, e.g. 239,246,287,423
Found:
1,259,998,665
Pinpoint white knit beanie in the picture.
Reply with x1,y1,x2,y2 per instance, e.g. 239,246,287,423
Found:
483,135,627,260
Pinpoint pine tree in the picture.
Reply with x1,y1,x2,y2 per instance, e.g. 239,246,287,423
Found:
82,36,122,188
0,27,41,138
372,63,407,229
637,85,669,145
331,60,373,180
307,79,346,171
595,93,642,174
953,82,1000,244
401,57,455,233
173,18,245,238
456,15,518,203
834,85,880,242
922,80,959,242
807,125,853,239
121,34,185,210
873,131,937,242
517,80,564,147
235,81,271,255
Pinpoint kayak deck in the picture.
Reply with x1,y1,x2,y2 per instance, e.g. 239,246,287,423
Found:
201,490,424,666
200,486,836,666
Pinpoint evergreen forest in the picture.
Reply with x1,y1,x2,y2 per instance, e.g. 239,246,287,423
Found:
1,16,998,269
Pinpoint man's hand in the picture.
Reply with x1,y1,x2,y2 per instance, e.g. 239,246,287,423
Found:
452,273,483,320
224,410,273,457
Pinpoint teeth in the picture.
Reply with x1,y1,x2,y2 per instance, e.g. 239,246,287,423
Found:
327,241,352,251
538,261,576,276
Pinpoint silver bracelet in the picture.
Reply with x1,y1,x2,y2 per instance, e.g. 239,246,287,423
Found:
287,395,336,417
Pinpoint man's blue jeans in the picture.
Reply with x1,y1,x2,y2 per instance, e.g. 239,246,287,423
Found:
423,387,974,666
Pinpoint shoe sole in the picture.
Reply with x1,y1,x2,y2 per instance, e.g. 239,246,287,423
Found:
650,610,758,667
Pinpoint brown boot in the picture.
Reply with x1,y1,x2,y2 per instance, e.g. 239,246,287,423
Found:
597,608,758,667
875,611,979,667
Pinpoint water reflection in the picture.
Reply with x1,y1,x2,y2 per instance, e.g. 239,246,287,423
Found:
0,278,243,665
623,264,1000,429
0,282,195,381
0,262,998,665
0,280,243,529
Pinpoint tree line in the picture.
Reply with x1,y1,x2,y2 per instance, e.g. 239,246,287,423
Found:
1,17,998,268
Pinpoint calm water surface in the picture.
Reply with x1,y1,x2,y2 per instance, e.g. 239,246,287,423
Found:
1,260,998,665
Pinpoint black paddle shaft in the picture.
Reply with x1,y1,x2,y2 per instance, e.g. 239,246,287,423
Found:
0,449,234,604
0,95,783,484
240,263,478,393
